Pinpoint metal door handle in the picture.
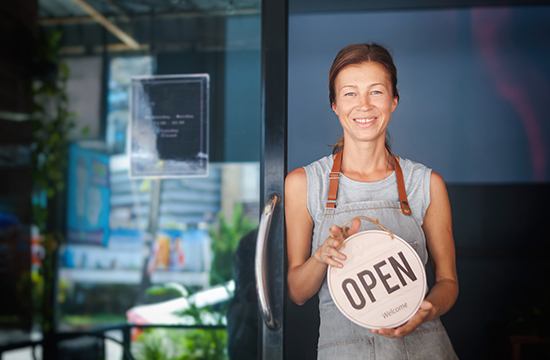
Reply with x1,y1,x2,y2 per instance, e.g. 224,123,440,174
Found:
255,193,281,331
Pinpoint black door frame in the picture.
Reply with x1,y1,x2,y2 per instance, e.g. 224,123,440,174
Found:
260,0,288,359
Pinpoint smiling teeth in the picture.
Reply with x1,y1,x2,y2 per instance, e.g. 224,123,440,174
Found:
355,118,375,123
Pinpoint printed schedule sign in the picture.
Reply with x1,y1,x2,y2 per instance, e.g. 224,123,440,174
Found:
130,74,209,178
328,230,426,329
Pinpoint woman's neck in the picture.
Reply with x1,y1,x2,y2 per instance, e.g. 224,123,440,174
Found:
339,140,394,182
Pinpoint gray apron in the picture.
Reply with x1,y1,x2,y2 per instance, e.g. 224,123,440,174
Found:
312,151,457,360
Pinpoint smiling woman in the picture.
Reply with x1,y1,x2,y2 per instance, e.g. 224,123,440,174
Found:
329,44,399,158
331,61,398,159
285,43,459,359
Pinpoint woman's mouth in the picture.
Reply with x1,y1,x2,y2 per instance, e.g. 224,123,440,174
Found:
354,117,376,124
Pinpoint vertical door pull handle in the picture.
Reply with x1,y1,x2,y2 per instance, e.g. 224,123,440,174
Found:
255,193,281,331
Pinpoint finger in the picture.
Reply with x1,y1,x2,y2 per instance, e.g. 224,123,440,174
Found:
328,225,343,240
395,321,418,338
419,300,433,312
325,237,341,248
348,218,361,236
325,256,344,268
322,244,347,265
325,247,346,261
393,305,430,337
321,238,341,254
375,328,398,338
319,244,345,261
393,326,409,338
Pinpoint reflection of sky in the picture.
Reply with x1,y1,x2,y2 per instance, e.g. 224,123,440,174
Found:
132,81,157,157
106,56,153,153
108,91,128,104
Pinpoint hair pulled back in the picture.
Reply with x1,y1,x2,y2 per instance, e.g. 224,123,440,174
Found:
329,43,399,153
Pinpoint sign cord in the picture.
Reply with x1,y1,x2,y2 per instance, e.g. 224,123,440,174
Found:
338,216,395,242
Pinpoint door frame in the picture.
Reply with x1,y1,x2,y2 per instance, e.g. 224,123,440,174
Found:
260,0,288,358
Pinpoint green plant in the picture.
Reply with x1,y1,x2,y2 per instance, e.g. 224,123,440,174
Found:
31,30,75,210
178,328,228,360
209,203,257,286
30,28,76,333
135,328,181,360
134,283,229,360
133,202,256,360
134,327,228,360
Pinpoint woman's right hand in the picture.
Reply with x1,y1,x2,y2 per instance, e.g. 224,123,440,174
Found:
314,219,361,268
285,168,362,304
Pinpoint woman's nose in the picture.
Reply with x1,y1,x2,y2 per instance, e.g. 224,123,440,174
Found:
358,94,372,110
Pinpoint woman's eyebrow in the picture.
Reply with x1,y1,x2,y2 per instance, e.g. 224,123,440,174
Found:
341,83,386,89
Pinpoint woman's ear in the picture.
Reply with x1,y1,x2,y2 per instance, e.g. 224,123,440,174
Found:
391,92,399,112
332,101,339,116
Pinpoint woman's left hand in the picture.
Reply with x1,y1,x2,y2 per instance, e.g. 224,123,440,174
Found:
371,300,434,339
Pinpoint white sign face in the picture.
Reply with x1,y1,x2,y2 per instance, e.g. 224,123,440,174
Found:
327,230,426,329
129,74,209,178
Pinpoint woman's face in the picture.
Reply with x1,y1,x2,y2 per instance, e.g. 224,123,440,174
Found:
332,61,398,146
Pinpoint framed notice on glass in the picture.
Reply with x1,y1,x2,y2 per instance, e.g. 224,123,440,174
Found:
129,74,209,178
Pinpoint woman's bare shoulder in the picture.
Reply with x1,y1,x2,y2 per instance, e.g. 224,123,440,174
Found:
285,168,309,212
286,167,307,184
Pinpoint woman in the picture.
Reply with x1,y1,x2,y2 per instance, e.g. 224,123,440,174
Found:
285,43,459,359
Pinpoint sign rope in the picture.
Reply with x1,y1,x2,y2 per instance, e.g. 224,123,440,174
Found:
335,216,395,244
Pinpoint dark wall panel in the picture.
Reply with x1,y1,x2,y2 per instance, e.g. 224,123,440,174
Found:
443,184,550,359
0,0,37,115
0,0,37,334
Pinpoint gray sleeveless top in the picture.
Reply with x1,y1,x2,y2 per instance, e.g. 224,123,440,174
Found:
304,154,432,240
302,155,458,359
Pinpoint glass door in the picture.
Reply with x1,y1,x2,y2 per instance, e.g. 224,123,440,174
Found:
43,0,287,358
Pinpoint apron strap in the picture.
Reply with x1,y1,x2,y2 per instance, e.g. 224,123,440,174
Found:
326,149,342,209
325,150,412,216
392,154,412,215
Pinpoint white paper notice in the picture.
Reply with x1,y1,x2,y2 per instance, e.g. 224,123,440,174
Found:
130,74,209,178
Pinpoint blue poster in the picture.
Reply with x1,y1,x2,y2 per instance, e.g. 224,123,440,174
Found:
66,143,111,246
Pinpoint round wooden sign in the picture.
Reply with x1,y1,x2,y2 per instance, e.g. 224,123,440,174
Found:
327,230,426,329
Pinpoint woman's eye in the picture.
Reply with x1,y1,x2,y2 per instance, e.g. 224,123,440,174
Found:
344,92,355,96
371,90,382,95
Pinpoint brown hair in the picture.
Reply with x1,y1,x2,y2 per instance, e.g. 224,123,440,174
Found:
329,43,399,154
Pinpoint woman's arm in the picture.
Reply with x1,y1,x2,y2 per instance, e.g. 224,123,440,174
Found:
285,168,359,305
373,171,459,338
422,171,459,319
